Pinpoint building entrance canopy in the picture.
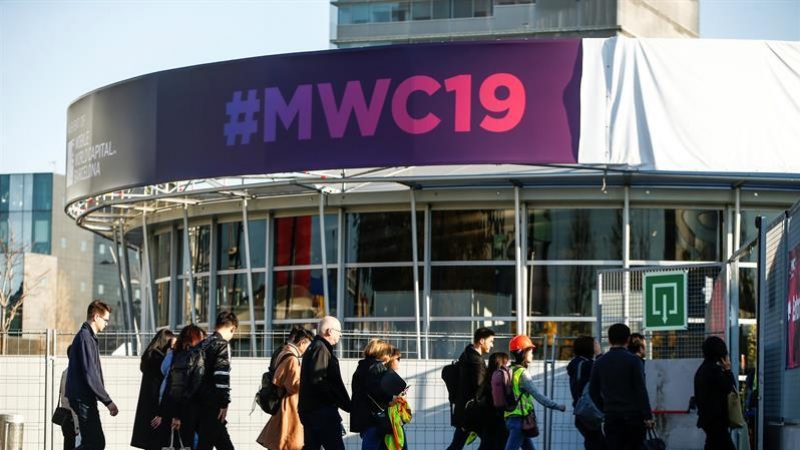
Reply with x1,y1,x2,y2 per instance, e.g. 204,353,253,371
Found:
65,37,800,236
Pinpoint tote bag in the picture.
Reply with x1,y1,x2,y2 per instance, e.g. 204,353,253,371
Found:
728,390,746,429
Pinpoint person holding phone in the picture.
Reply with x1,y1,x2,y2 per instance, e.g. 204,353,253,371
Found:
694,336,737,450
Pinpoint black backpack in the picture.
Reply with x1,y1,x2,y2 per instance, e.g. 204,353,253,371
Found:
441,360,461,404
168,340,208,403
256,352,297,415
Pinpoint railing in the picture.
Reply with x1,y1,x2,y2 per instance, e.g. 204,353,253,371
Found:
0,330,593,450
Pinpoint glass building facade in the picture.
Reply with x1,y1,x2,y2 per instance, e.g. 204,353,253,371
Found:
136,182,788,359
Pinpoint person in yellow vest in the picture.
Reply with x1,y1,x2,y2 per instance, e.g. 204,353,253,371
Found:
503,335,566,450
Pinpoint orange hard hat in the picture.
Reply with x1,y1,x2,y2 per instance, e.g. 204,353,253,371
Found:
509,335,536,352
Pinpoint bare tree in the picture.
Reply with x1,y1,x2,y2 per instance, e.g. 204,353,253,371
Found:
0,231,48,354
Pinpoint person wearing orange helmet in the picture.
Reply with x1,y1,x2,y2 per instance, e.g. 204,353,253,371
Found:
503,335,566,450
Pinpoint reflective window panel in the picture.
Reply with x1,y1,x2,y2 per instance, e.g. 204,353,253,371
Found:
431,210,515,261
346,212,423,263
527,209,622,261
630,209,721,261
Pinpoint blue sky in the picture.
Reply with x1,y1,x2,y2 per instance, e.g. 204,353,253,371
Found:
0,0,798,175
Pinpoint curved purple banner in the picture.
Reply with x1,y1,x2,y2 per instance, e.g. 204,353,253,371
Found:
66,41,582,202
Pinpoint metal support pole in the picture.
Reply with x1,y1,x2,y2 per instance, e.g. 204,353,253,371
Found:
141,210,156,332
182,208,197,324
318,193,330,317
410,188,422,359
241,199,257,356
119,221,138,354
515,186,525,334
756,215,766,450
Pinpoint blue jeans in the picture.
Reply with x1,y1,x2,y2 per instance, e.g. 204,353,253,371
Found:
503,416,537,450
360,426,386,450
72,399,104,450
301,406,345,450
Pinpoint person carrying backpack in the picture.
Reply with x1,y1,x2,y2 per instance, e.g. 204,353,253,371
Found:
485,352,511,450
504,335,566,450
196,311,239,450
158,324,207,448
566,335,605,450
446,327,495,450
257,326,313,450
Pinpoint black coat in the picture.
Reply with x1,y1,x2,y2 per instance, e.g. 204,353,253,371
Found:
694,358,736,430
130,349,167,449
298,336,352,414
453,344,486,427
350,357,392,432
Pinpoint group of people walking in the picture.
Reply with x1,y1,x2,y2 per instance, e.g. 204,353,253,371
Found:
57,299,239,450
448,324,741,450
56,300,741,450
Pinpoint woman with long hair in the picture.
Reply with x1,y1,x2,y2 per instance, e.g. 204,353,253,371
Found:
483,352,511,450
503,335,566,450
131,328,175,450
694,336,737,450
566,335,605,450
156,325,207,448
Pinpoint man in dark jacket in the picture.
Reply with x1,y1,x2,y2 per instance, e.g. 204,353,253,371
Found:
446,327,495,450
589,323,654,450
299,316,352,450
694,336,737,450
66,300,118,450
196,311,238,450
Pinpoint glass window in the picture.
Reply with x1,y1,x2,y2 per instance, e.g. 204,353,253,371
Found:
739,266,756,319
433,0,450,18
274,215,337,267
156,281,170,327
272,268,337,320
430,266,515,317
0,212,7,246
216,273,252,320
339,4,370,24
217,221,244,270
474,0,491,17
452,0,472,17
181,276,209,324
154,233,171,279
432,209,514,261
528,209,622,261
344,266,418,318
740,209,782,262
247,219,266,269
412,0,432,20
32,211,51,254
372,3,391,22
186,225,211,272
0,175,8,213
528,265,602,316
392,2,410,21
346,212,423,263
630,209,721,261
32,173,52,210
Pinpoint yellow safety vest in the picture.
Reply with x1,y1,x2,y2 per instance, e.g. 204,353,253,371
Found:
504,365,534,419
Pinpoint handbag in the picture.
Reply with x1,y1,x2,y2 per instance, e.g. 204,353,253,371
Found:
367,393,394,436
51,406,71,426
728,390,746,428
162,429,191,450
642,428,666,450
521,409,539,438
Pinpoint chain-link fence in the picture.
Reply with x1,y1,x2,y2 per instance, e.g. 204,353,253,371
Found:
597,264,728,359
1,329,592,450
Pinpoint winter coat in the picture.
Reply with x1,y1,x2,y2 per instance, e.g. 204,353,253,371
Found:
257,344,303,450
453,344,486,427
131,348,167,449
694,358,736,430
350,357,392,432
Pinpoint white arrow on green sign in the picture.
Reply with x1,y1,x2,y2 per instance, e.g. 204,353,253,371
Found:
643,271,688,331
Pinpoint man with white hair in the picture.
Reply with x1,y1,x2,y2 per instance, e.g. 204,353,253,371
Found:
298,316,352,450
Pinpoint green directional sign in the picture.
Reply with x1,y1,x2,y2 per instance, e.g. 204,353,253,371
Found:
643,271,688,331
